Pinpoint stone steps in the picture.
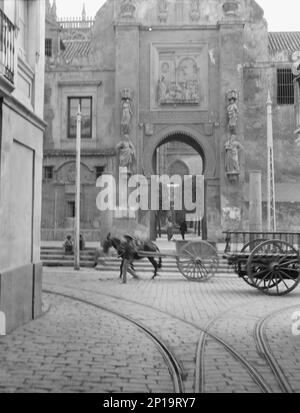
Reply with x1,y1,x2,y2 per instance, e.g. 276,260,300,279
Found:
96,260,234,274
41,247,234,274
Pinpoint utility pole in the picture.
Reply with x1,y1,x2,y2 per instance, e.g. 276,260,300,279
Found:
266,91,276,231
74,103,81,270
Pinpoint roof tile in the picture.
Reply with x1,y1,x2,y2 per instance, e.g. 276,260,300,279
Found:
62,39,91,61
269,32,300,54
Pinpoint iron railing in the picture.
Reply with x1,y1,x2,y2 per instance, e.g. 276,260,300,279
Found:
0,8,15,84
57,17,95,30
223,231,300,254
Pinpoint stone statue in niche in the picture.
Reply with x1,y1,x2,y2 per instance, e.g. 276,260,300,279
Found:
116,134,136,173
226,90,238,134
121,98,133,135
158,0,168,23
120,0,136,19
190,0,200,21
292,51,300,89
224,134,244,177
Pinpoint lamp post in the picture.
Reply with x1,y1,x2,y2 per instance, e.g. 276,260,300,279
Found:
266,91,276,231
74,103,81,270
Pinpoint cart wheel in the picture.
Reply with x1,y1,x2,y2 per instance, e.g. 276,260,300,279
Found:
238,239,279,289
176,241,219,282
247,240,300,296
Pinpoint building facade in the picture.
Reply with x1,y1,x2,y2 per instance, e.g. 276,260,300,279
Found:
0,0,45,332
43,0,300,242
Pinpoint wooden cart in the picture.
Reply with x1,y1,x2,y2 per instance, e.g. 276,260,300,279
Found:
224,231,300,295
138,240,219,282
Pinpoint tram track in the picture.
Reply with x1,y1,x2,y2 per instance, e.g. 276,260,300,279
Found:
254,305,300,393
196,301,300,394
44,289,185,393
44,281,279,393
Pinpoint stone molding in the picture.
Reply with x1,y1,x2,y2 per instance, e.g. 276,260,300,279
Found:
142,125,216,178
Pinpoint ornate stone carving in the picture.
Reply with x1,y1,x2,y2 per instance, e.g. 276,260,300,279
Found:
222,207,241,230
157,56,201,105
121,88,133,101
222,1,239,17
226,89,238,134
120,0,136,19
56,162,93,184
190,0,200,22
204,123,214,136
144,123,154,136
157,0,168,23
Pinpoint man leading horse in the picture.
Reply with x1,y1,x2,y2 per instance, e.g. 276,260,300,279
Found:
102,234,162,282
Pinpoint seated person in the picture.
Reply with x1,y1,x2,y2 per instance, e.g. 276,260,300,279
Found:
63,235,74,254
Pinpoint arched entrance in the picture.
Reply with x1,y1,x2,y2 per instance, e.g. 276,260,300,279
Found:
143,128,215,240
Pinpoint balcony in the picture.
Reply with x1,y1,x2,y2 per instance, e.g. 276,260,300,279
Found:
0,8,15,96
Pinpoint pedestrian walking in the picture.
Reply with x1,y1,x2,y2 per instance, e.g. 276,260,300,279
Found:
167,219,174,242
180,220,187,240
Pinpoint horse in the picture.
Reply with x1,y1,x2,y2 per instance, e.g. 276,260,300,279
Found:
102,234,162,279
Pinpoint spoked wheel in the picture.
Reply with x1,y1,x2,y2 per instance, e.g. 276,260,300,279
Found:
247,240,300,296
238,239,267,288
238,239,283,289
176,241,219,282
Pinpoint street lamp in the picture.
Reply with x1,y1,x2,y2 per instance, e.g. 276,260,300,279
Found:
74,103,81,270
266,91,276,231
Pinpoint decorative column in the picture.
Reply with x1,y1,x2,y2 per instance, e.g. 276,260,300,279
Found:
219,6,245,232
157,0,168,23
114,0,140,232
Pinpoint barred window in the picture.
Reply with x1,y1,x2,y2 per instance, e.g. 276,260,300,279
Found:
277,68,294,105
43,166,54,180
45,38,52,57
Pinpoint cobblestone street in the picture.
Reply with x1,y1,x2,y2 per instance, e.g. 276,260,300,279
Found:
0,268,299,393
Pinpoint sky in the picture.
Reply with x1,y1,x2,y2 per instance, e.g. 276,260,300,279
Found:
56,0,300,32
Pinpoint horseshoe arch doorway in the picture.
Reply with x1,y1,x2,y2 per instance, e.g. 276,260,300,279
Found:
143,130,210,240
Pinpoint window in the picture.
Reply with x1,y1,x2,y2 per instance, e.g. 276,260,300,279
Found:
43,166,54,180
277,68,294,105
96,166,105,179
67,201,76,218
68,97,92,139
45,38,52,58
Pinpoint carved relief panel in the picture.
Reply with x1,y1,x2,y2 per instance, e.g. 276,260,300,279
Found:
56,162,94,184
151,43,208,111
